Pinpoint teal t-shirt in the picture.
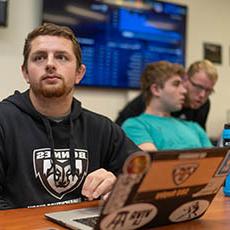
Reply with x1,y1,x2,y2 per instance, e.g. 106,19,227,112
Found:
122,113,212,150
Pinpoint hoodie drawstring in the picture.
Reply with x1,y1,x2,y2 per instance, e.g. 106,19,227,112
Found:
69,117,76,177
41,117,76,181
42,118,58,182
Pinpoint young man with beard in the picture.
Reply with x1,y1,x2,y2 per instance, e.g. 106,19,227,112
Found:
116,60,218,131
0,23,139,209
122,61,212,152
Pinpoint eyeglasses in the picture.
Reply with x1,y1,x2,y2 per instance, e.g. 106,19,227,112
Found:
189,78,214,95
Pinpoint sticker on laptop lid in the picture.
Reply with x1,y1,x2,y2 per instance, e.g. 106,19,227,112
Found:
123,151,151,175
215,150,230,176
169,199,210,222
193,177,226,197
100,203,157,230
103,152,151,215
172,163,199,185
103,174,143,215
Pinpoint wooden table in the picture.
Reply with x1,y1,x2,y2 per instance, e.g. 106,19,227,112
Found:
0,190,230,230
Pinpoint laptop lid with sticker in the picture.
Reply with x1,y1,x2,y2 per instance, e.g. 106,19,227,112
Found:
98,147,230,229
45,147,230,230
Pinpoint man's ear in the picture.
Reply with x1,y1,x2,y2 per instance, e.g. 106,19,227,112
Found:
21,65,30,84
75,64,86,84
150,83,161,97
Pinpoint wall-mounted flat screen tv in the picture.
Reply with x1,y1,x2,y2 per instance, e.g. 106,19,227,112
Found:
42,0,187,89
0,0,8,27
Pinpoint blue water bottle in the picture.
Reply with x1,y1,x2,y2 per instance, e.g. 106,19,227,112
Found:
223,123,230,196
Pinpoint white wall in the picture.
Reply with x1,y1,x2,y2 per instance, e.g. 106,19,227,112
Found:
0,0,42,97
0,0,230,139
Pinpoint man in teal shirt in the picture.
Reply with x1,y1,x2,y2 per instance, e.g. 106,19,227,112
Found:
122,61,212,151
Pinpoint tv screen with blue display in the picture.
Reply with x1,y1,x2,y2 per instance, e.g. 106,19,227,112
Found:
42,0,187,89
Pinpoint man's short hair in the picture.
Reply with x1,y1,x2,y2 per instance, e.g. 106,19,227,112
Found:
22,23,82,71
141,61,185,105
187,60,218,82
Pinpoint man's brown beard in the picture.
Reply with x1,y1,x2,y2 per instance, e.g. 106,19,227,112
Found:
31,80,72,98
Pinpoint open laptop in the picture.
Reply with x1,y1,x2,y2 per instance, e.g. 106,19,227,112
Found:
45,147,230,229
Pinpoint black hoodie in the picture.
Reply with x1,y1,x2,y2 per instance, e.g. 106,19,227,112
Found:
0,90,138,209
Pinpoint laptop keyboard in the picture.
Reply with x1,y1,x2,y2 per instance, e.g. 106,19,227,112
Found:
73,216,99,227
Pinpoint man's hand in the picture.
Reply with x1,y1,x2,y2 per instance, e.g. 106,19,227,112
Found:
82,168,116,201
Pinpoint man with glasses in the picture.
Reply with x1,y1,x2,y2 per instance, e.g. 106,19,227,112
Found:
116,60,218,130
183,60,216,110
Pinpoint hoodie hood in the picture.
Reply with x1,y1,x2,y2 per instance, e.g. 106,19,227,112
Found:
3,90,82,121
4,90,82,181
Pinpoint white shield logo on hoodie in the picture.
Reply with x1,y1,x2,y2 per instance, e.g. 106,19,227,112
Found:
33,148,88,199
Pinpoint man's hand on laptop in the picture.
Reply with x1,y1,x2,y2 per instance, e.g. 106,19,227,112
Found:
82,168,116,201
